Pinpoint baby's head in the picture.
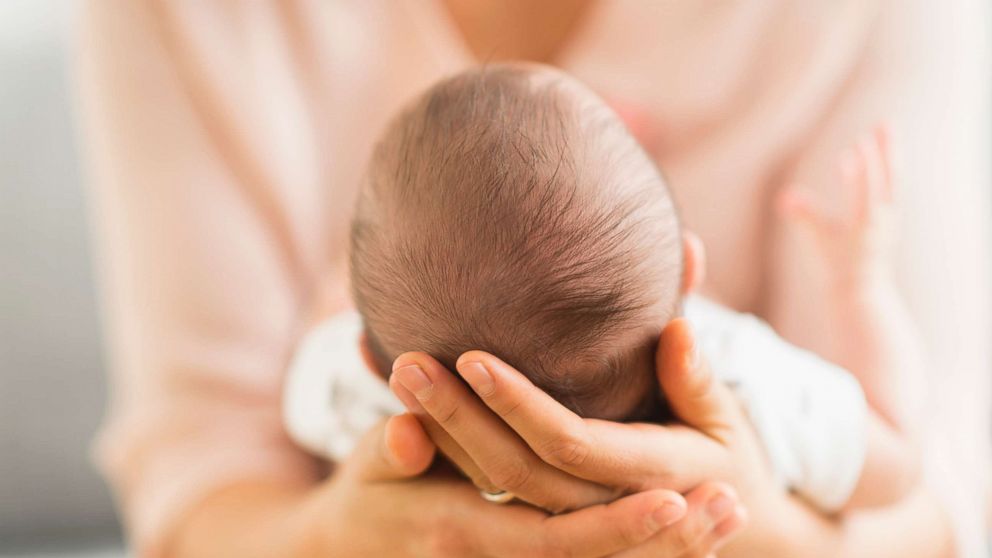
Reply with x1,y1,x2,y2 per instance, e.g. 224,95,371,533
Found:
350,65,688,421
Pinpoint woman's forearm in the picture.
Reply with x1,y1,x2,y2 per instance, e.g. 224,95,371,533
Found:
840,487,954,558
768,486,954,558
170,480,320,558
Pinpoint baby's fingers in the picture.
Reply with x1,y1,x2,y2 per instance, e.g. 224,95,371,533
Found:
874,125,895,202
777,187,838,235
845,126,895,226
857,133,887,209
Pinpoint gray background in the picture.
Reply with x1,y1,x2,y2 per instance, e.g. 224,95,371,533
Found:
0,1,121,554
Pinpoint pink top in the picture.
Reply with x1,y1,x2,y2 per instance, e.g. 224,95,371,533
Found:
77,0,991,555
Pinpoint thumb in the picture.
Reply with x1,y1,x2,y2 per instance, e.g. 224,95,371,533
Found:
657,319,740,435
349,413,436,483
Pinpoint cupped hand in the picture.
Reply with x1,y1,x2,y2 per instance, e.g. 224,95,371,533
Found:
388,319,774,550
305,410,736,557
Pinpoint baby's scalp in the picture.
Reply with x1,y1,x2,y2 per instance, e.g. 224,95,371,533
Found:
350,64,683,420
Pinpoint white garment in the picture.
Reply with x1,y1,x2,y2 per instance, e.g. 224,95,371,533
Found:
283,295,867,512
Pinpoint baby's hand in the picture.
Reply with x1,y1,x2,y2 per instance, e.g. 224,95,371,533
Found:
778,126,897,290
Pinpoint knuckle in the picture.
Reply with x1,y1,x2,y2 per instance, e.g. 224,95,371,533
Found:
468,471,501,494
436,402,460,427
618,521,649,548
607,508,654,549
494,397,522,420
490,457,534,491
538,430,590,468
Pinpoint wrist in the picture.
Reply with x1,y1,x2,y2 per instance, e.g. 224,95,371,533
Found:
293,477,352,557
727,493,842,558
826,262,893,303
169,480,321,558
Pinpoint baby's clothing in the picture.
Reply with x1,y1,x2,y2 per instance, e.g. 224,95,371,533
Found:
283,295,866,512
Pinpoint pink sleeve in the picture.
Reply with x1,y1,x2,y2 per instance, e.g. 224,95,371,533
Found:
767,1,991,554
76,1,329,554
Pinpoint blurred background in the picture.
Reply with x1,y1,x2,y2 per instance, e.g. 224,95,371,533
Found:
0,1,122,556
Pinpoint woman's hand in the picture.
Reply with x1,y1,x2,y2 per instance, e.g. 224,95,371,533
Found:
388,319,777,553
389,318,775,502
299,410,741,557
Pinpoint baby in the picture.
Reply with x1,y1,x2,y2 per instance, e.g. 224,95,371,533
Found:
285,65,918,513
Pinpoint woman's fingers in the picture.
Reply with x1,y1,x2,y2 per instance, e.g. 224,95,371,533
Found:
608,483,747,558
455,487,692,558
388,369,501,491
538,489,688,558
391,352,617,511
455,350,725,491
350,414,435,483
455,351,591,465
383,413,437,475
712,505,749,552
656,319,742,440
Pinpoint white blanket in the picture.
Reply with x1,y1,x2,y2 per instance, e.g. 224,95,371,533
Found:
283,295,867,512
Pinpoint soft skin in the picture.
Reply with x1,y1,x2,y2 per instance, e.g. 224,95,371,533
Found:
779,127,923,510
81,1,986,555
173,380,748,558
387,217,941,558
388,325,948,558
377,231,716,514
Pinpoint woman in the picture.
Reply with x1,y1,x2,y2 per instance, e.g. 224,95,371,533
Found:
78,0,990,556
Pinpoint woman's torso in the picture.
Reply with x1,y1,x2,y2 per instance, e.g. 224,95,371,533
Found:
186,0,874,316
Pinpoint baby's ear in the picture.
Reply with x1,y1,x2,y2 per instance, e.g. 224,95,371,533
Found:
358,332,385,378
681,229,707,295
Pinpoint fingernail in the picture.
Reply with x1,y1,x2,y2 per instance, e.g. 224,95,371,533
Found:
707,492,735,521
394,364,433,401
460,361,494,396
650,501,686,530
391,378,425,412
